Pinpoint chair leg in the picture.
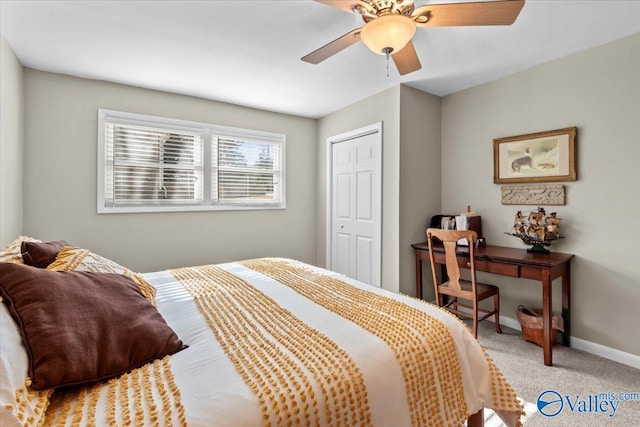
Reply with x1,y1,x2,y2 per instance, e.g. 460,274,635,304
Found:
494,293,503,334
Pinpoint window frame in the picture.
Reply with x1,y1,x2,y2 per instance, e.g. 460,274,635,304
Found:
97,109,286,213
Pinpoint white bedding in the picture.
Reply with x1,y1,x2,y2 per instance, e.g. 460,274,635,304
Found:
38,258,522,427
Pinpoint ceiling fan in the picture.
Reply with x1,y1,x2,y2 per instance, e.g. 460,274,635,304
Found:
302,0,525,75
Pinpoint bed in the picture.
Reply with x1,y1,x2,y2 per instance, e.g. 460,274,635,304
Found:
0,238,523,427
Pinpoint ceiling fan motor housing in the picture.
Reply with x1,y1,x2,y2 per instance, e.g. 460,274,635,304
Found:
356,0,416,21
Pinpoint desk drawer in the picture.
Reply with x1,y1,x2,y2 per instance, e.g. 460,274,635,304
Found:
459,259,520,277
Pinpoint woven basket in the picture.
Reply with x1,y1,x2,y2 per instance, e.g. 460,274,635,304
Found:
516,305,563,347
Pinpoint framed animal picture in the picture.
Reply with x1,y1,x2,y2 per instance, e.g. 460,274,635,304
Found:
493,127,577,184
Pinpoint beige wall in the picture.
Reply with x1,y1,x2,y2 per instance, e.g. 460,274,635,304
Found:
398,85,441,297
317,85,442,295
441,33,640,356
317,86,401,292
0,36,24,246
23,70,317,272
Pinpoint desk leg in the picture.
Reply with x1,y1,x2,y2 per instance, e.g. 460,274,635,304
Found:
562,264,571,347
542,270,553,366
467,408,484,427
415,251,423,300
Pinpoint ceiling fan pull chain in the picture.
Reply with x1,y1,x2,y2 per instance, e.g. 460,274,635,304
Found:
386,53,389,77
384,47,392,78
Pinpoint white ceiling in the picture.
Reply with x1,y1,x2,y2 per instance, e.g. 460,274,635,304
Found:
1,1,639,118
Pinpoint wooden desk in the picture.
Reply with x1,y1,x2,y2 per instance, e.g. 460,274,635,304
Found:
411,242,574,366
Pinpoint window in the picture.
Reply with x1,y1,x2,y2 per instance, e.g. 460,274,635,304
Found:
98,109,285,213
214,137,283,205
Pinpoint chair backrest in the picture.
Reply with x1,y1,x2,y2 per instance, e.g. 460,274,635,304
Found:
426,228,478,293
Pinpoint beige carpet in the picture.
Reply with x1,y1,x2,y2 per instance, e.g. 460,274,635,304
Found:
473,321,640,426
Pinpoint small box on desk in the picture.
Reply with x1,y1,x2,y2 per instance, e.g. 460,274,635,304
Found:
454,215,483,246
428,214,483,246
467,216,483,240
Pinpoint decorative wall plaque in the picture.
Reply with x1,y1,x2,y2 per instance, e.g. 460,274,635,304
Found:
501,184,565,205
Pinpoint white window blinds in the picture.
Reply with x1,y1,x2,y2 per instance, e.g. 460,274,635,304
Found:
104,123,203,207
214,137,282,205
98,109,286,213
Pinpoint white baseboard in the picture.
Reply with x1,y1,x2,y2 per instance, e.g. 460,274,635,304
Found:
495,314,521,331
431,300,640,369
568,336,640,369
498,314,639,369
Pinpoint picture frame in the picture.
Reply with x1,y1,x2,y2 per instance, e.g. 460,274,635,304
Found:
493,127,577,184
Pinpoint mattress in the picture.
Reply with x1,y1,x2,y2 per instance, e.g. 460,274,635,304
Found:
36,258,523,426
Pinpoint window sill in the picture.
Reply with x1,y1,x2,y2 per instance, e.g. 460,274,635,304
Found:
97,204,286,214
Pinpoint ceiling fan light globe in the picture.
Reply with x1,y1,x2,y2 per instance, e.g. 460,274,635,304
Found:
360,14,416,55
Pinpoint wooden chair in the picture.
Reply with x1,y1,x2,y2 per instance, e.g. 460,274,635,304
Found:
426,228,502,339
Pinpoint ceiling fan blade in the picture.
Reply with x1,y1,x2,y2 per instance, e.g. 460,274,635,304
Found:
412,0,525,27
301,28,362,64
392,41,422,75
313,0,373,14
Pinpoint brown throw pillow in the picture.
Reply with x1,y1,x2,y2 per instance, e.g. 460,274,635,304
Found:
0,263,186,391
21,240,68,268
0,236,40,264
